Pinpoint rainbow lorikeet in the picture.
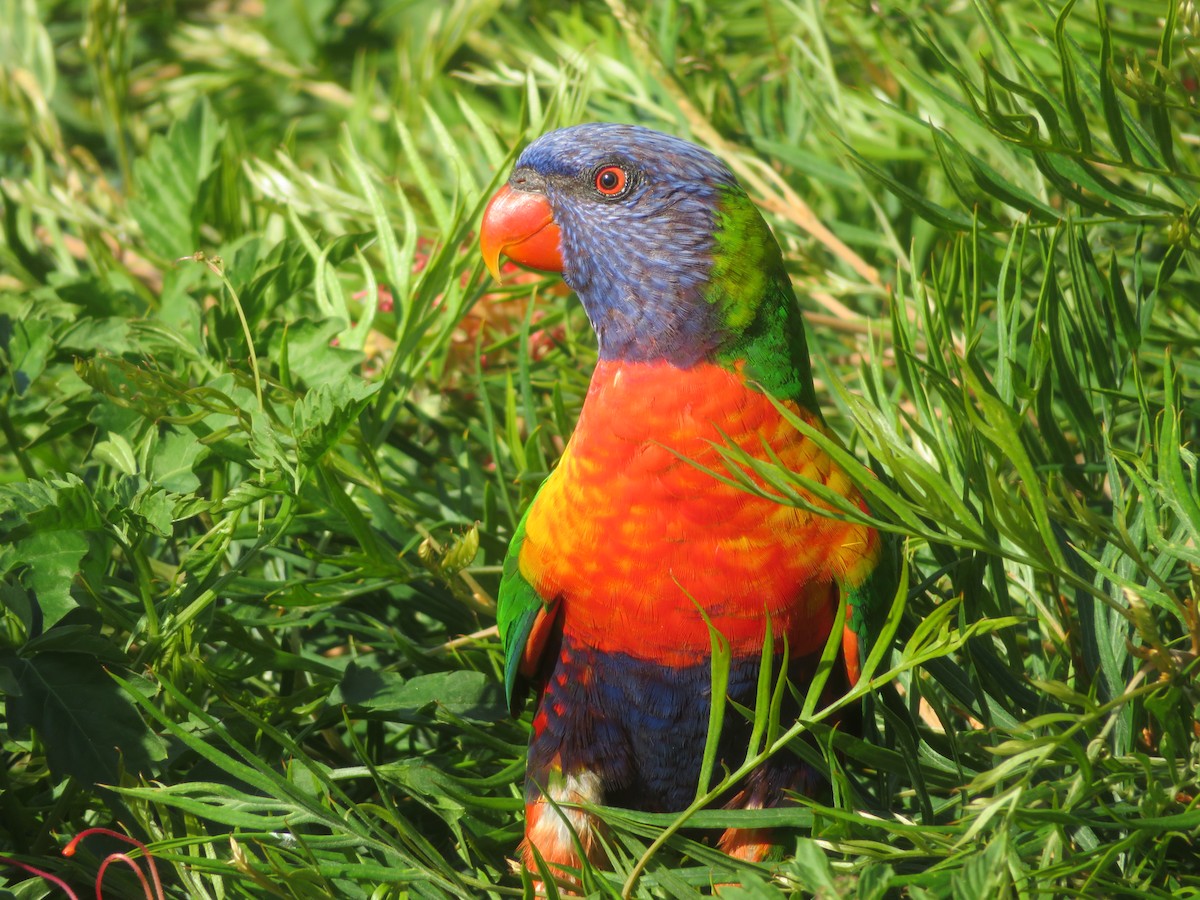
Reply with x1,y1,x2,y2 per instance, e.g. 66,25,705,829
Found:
479,124,885,875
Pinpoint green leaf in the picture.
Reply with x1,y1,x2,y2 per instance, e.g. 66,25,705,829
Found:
0,476,106,627
292,379,379,465
847,146,975,231
856,862,898,900
1,314,56,395
147,426,207,493
93,432,138,475
330,665,507,723
2,650,167,783
3,530,88,626
1095,3,1131,164
128,98,225,260
264,316,362,389
951,833,1011,898
131,486,175,537
781,839,840,897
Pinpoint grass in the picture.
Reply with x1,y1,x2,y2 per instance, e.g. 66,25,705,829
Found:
1,0,1198,896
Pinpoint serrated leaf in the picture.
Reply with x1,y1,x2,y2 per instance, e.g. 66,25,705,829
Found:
128,98,225,259
131,487,175,537
2,650,166,783
0,476,106,627
293,379,379,465
147,426,207,493
264,316,361,389
856,862,898,900
248,408,291,474
7,531,88,626
330,665,506,722
93,432,138,475
782,839,839,897
2,315,56,395
57,316,134,355
951,833,1010,898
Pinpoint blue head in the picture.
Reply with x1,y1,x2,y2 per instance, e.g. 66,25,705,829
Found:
489,124,744,364
481,123,807,387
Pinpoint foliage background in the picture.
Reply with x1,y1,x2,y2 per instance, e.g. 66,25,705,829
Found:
1,0,1198,896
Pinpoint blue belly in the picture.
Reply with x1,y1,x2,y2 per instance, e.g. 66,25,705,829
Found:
525,634,840,811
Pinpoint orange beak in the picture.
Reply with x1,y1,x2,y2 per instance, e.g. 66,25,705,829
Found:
480,184,564,282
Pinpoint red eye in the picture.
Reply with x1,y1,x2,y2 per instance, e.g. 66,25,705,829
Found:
594,165,627,196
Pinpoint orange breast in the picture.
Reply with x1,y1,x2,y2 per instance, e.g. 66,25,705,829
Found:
519,360,877,666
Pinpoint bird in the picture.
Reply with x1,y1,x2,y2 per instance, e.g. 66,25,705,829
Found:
479,123,886,878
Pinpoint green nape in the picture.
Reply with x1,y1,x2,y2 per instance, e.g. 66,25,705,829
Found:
707,186,819,411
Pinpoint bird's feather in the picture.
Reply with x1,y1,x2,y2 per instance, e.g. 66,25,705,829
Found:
479,122,891,876
496,496,560,715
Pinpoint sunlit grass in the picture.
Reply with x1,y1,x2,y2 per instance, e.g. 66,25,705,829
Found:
1,0,1198,897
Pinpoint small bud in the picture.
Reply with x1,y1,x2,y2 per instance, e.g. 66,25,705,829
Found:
441,523,480,575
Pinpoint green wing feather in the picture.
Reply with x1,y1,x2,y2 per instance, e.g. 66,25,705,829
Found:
497,493,559,716
841,529,903,686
